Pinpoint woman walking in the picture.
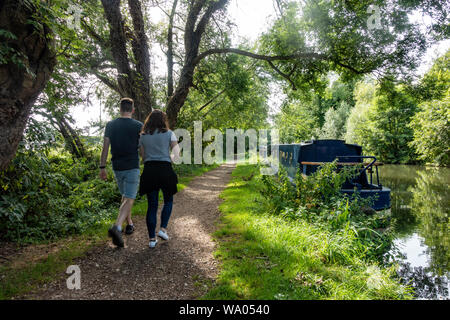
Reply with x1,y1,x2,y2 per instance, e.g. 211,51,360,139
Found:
139,110,180,248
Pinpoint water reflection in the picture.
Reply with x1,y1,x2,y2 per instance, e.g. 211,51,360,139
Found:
397,263,448,300
410,169,449,275
380,165,450,299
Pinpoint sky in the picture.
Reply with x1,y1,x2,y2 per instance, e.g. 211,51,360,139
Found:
70,0,449,132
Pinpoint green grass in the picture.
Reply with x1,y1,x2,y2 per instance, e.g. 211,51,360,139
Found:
0,233,105,299
0,163,219,300
203,164,413,300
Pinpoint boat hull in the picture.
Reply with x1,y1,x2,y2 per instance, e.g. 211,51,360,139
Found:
341,186,391,210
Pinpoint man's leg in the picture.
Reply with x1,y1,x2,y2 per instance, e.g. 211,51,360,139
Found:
108,169,137,246
121,196,133,226
115,197,135,227
126,202,133,226
120,168,139,233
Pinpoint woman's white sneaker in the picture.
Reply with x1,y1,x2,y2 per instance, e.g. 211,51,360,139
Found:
158,230,169,240
149,239,158,248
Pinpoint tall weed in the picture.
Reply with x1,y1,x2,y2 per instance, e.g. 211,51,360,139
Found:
261,162,393,261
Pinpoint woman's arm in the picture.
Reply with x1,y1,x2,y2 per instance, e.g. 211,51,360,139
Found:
170,141,181,163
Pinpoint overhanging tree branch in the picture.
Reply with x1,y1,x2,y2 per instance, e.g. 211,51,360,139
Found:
201,96,226,118
193,48,364,75
92,71,120,92
194,48,326,64
267,60,297,90
198,88,226,112
80,18,109,51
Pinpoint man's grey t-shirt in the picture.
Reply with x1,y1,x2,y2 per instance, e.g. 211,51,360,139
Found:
104,118,143,171
139,130,177,163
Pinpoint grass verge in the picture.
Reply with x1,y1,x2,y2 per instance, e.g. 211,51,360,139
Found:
0,163,219,300
0,233,105,299
203,164,413,300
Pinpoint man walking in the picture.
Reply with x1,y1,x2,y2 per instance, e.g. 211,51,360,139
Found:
99,97,143,247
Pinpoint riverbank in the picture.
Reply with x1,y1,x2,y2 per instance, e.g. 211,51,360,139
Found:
204,164,413,300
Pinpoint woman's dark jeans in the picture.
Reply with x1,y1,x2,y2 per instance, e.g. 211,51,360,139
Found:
146,190,173,239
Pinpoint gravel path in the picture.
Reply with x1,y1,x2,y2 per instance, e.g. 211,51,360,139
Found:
21,163,235,300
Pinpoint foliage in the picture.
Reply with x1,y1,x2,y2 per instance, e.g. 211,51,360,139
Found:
346,80,418,164
260,0,430,91
415,50,450,102
345,80,376,146
368,81,418,163
0,28,33,74
318,79,356,133
275,77,356,143
319,101,352,140
274,99,318,143
409,94,450,166
409,51,450,166
0,146,120,243
177,53,270,131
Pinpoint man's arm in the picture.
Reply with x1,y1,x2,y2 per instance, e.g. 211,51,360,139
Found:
99,137,110,181
140,145,145,163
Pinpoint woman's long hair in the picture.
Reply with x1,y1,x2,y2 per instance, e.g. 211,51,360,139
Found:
141,109,169,135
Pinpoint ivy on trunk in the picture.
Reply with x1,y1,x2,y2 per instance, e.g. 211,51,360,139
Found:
0,0,57,171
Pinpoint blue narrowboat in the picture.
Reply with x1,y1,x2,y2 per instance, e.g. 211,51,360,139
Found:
276,139,391,211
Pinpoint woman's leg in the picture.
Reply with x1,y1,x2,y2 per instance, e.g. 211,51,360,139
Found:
146,190,159,239
160,192,174,231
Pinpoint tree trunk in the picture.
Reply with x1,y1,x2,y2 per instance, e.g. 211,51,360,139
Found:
166,0,178,100
0,0,56,171
101,0,153,122
62,117,86,158
166,0,229,128
166,61,196,129
128,0,153,121
55,117,85,158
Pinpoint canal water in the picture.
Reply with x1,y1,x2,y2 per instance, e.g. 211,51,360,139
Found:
379,165,449,299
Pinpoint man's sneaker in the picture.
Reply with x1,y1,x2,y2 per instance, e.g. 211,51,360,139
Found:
158,230,169,240
108,225,124,247
149,239,158,248
125,224,135,235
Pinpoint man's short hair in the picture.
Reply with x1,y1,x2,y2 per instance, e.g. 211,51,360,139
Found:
120,97,134,113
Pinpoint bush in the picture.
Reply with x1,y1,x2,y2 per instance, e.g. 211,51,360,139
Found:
260,162,393,261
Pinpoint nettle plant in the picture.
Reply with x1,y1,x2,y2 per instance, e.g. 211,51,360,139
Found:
0,147,120,243
261,161,359,215
260,161,393,261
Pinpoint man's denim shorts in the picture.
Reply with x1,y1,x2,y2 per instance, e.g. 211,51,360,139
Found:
113,168,140,200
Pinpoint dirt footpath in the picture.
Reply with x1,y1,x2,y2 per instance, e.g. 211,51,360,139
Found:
21,163,235,300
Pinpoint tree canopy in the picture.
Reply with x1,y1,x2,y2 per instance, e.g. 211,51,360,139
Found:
0,0,449,169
